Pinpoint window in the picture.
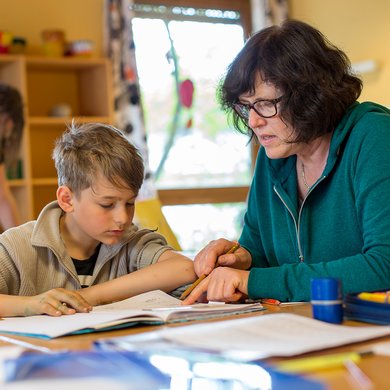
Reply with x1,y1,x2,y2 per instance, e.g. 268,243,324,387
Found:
133,0,253,251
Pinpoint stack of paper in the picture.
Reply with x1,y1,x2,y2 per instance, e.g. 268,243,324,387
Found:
95,312,390,361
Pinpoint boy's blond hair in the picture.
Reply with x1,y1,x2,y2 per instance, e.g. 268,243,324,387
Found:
53,122,144,196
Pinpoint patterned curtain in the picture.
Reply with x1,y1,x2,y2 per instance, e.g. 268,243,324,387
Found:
104,0,155,201
104,0,182,250
250,0,288,31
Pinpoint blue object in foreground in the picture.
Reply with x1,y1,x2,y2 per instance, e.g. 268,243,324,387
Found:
3,350,169,388
96,340,326,390
311,277,343,324
3,347,326,390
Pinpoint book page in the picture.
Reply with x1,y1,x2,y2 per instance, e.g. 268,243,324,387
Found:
93,290,181,311
94,290,263,322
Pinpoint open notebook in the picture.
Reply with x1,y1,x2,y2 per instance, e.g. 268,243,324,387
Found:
0,290,264,339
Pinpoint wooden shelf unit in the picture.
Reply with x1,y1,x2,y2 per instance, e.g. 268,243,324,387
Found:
0,55,113,221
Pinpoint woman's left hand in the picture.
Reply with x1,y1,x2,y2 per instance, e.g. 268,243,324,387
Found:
182,267,250,304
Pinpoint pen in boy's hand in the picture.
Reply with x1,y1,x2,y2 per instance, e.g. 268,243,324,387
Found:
179,242,240,300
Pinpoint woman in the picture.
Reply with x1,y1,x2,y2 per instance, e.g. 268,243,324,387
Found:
0,84,24,230
183,19,390,303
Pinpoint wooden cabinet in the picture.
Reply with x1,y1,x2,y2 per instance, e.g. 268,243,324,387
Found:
0,55,113,221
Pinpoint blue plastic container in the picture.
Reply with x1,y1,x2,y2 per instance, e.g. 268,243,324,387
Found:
311,278,343,324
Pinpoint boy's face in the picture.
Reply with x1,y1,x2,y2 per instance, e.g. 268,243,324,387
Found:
64,173,137,246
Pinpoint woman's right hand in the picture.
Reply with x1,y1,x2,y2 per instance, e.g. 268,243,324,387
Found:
194,238,252,277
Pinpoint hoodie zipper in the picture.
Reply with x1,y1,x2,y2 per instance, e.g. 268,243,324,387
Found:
273,175,326,262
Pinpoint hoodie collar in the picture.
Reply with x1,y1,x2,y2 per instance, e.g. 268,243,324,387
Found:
268,101,390,184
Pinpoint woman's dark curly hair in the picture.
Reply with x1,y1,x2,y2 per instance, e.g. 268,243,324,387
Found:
218,19,363,143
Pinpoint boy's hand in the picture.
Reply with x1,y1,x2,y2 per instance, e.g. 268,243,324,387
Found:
22,288,93,317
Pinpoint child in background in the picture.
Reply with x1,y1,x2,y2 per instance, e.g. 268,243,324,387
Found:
0,84,24,230
0,122,196,317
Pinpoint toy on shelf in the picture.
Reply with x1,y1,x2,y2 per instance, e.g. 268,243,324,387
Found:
0,31,13,54
41,29,65,57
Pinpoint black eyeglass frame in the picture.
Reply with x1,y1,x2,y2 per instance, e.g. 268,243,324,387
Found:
232,95,284,120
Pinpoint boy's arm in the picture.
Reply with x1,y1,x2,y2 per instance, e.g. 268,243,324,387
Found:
81,251,196,306
0,289,92,317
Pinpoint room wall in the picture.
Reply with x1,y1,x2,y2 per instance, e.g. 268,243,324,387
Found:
0,0,105,56
1,0,389,105
290,0,390,106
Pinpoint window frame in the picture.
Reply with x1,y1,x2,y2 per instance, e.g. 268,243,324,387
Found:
133,0,254,206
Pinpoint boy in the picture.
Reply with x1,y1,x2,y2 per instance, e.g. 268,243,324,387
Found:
0,122,196,317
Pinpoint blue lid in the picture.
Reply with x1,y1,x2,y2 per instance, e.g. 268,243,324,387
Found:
311,277,342,300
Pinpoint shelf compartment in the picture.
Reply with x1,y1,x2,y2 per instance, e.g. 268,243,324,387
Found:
32,184,57,217
32,178,58,186
29,123,65,179
0,55,113,222
26,57,112,118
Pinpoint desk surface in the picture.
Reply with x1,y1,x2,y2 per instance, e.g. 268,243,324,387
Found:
1,303,389,389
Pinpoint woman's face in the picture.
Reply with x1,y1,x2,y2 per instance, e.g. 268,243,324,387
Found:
238,79,299,159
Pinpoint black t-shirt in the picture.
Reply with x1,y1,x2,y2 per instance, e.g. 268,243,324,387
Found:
72,244,101,288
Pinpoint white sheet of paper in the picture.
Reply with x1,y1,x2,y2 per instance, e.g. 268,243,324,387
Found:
155,313,390,360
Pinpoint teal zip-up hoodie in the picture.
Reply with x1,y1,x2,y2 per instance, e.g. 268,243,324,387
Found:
240,102,390,301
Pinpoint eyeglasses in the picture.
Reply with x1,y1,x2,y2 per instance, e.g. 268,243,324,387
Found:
233,95,284,120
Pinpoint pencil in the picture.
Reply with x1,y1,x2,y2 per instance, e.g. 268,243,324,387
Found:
179,242,240,300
